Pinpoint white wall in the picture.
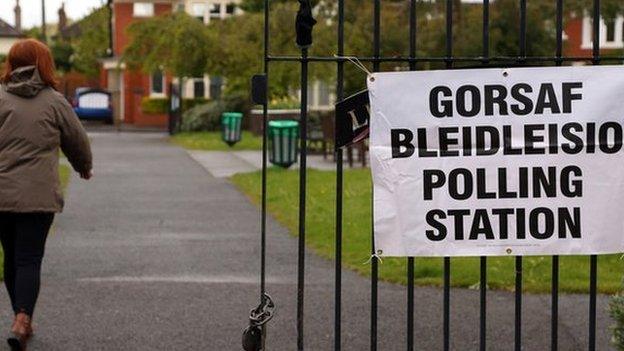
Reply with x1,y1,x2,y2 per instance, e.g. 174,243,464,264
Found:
0,37,20,56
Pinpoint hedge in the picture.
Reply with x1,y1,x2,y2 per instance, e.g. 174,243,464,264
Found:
141,97,212,115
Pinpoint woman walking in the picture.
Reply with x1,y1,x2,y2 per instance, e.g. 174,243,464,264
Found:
0,39,93,350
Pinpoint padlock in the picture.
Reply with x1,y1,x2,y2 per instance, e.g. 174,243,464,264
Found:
242,325,262,351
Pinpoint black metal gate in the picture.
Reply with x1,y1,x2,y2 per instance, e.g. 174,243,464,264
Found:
247,0,622,350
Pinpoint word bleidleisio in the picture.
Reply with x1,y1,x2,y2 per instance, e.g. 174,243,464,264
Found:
391,122,623,158
390,81,623,159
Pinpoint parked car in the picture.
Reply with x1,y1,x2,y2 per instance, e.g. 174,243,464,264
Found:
72,88,113,124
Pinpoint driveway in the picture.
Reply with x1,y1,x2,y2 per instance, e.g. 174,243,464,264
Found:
0,131,613,350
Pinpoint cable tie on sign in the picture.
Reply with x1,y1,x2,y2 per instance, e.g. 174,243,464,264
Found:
335,55,373,77
364,253,383,265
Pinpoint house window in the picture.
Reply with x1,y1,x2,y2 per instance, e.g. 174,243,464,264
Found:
210,76,223,100
176,4,186,12
192,3,206,21
606,18,617,42
210,4,222,19
133,3,155,17
193,79,206,98
150,71,165,96
226,4,236,15
318,82,330,106
582,15,624,49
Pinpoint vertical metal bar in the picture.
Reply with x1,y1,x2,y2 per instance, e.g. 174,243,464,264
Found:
334,0,345,347
443,258,450,351
551,256,559,351
445,0,453,67
589,2,600,349
482,0,489,63
479,2,489,350
551,2,563,350
514,2,527,350
479,257,487,351
260,0,270,347
370,0,380,349
406,0,416,350
297,47,309,351
261,0,269,302
593,0,601,64
407,259,414,351
371,216,378,351
519,0,527,60
515,256,523,351
555,0,563,64
444,1,452,350
589,256,597,351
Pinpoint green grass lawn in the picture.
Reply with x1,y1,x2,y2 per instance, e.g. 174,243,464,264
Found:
0,165,71,281
231,168,624,294
171,131,262,151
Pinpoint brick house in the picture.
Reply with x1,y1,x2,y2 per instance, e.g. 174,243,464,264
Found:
100,0,241,128
100,1,175,127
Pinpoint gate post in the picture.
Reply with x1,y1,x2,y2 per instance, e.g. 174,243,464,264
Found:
168,82,181,136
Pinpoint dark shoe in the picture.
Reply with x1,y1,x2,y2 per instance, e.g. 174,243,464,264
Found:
7,337,24,351
7,313,31,351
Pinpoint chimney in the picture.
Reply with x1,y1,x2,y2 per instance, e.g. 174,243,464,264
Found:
14,0,21,32
58,2,67,35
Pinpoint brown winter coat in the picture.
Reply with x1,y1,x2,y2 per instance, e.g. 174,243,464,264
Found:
0,66,92,213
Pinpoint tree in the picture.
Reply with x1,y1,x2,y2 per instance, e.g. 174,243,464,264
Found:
205,2,336,97
124,12,214,78
122,0,624,100
71,6,111,77
51,40,74,72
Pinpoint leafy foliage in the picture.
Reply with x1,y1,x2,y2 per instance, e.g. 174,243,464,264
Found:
71,6,111,77
121,0,624,99
612,292,624,350
141,97,169,115
180,101,227,132
51,41,74,73
180,93,251,132
124,12,214,78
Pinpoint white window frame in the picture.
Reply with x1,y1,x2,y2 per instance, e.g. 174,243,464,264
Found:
193,77,207,99
581,15,624,49
225,3,237,15
133,3,155,18
192,2,207,22
209,3,222,19
150,71,166,98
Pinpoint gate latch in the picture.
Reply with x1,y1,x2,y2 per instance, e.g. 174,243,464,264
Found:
242,293,275,351
296,0,316,49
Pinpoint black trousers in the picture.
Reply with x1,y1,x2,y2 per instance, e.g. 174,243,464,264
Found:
0,213,54,317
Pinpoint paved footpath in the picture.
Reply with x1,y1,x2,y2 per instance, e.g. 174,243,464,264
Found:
0,132,614,350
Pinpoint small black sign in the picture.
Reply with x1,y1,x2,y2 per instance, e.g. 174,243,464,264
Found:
335,90,370,149
251,74,267,105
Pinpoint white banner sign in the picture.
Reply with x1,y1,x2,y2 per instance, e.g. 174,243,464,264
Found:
369,66,624,257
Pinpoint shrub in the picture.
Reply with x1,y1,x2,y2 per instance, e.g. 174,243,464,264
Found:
180,93,252,132
142,97,216,115
180,100,226,132
269,95,299,109
611,292,624,349
141,97,169,115
183,98,209,111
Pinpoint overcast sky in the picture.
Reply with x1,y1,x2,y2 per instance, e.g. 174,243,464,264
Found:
0,0,105,29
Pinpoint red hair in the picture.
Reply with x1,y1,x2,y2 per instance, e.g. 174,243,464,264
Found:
2,39,58,89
